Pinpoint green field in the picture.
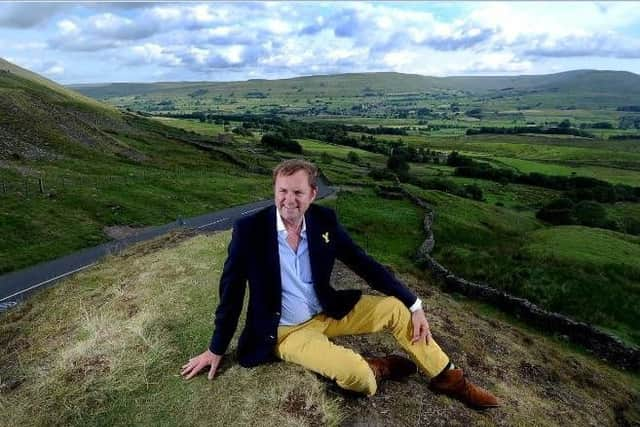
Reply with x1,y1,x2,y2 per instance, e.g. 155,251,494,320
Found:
152,117,228,136
403,185,640,346
0,148,272,274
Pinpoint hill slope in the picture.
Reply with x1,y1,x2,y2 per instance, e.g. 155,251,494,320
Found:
0,58,272,274
1,230,638,426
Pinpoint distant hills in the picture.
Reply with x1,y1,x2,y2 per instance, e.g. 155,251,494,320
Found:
70,69,640,112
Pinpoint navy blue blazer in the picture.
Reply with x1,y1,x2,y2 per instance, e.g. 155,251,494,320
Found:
209,204,417,367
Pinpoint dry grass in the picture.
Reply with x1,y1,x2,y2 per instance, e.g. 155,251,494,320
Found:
1,230,638,426
0,230,342,426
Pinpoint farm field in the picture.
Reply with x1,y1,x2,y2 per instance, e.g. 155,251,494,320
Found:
492,157,640,186
152,117,227,136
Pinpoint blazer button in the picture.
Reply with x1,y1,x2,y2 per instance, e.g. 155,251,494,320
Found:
274,311,281,317
269,335,275,341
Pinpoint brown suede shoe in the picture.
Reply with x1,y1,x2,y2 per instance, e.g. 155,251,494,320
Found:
429,368,499,409
366,355,417,381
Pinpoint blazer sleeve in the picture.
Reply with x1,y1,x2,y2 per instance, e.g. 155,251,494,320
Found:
333,213,418,309
209,220,249,355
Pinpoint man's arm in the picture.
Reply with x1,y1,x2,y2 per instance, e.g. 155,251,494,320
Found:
181,221,249,380
209,222,249,355
333,219,417,307
333,213,432,344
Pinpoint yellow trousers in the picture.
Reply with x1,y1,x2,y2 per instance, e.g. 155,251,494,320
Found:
275,295,450,396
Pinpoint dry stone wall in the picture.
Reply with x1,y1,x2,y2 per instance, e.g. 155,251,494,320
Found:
401,187,640,371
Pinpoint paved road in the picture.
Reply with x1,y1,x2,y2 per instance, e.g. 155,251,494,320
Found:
0,180,334,310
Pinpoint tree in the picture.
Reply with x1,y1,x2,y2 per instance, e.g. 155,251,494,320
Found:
558,119,572,129
447,151,474,167
572,201,608,228
536,198,575,225
387,152,410,174
260,133,302,153
465,184,484,201
346,151,361,164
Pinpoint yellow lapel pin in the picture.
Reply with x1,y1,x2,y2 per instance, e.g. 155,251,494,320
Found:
322,232,330,243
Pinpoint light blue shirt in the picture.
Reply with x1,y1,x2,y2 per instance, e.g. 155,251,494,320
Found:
277,212,322,326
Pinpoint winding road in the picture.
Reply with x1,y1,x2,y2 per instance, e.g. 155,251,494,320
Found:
0,180,334,310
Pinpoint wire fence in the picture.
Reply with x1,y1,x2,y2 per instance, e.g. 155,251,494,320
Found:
0,170,231,198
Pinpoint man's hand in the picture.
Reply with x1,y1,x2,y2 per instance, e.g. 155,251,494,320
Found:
411,309,432,344
181,349,223,380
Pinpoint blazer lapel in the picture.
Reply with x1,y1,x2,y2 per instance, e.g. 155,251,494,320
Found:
265,206,282,296
305,208,326,285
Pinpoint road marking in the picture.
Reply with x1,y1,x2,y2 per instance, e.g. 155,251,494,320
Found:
0,263,96,303
0,301,17,310
196,217,229,230
241,207,264,216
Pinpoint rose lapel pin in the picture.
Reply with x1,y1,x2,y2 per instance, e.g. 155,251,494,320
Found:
322,232,330,243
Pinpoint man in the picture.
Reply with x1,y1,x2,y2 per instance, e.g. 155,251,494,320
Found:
181,159,498,409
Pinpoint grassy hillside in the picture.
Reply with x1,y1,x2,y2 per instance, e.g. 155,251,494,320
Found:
403,185,640,346
0,59,274,274
1,229,638,426
0,58,113,112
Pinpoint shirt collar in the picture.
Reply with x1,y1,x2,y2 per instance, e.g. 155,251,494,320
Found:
276,209,306,236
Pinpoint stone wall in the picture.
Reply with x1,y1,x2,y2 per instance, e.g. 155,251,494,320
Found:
401,187,640,371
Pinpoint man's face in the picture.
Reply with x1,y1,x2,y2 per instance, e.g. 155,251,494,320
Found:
274,170,317,225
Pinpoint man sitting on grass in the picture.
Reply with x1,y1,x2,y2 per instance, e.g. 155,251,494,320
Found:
181,159,499,409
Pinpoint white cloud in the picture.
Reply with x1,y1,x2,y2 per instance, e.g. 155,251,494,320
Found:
382,50,420,68
45,64,64,76
222,45,245,65
129,43,182,67
57,19,78,35
12,42,47,50
265,19,292,35
188,4,225,24
149,6,182,21
2,1,640,83
465,52,532,73
188,46,210,65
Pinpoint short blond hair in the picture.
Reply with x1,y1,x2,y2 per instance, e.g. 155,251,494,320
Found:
272,159,318,189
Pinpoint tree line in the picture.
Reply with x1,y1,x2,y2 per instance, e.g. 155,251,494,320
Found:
448,152,640,204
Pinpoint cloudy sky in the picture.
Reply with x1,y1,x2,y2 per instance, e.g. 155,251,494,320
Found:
1,1,639,84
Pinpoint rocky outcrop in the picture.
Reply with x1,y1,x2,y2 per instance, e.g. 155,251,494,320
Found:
401,187,640,371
